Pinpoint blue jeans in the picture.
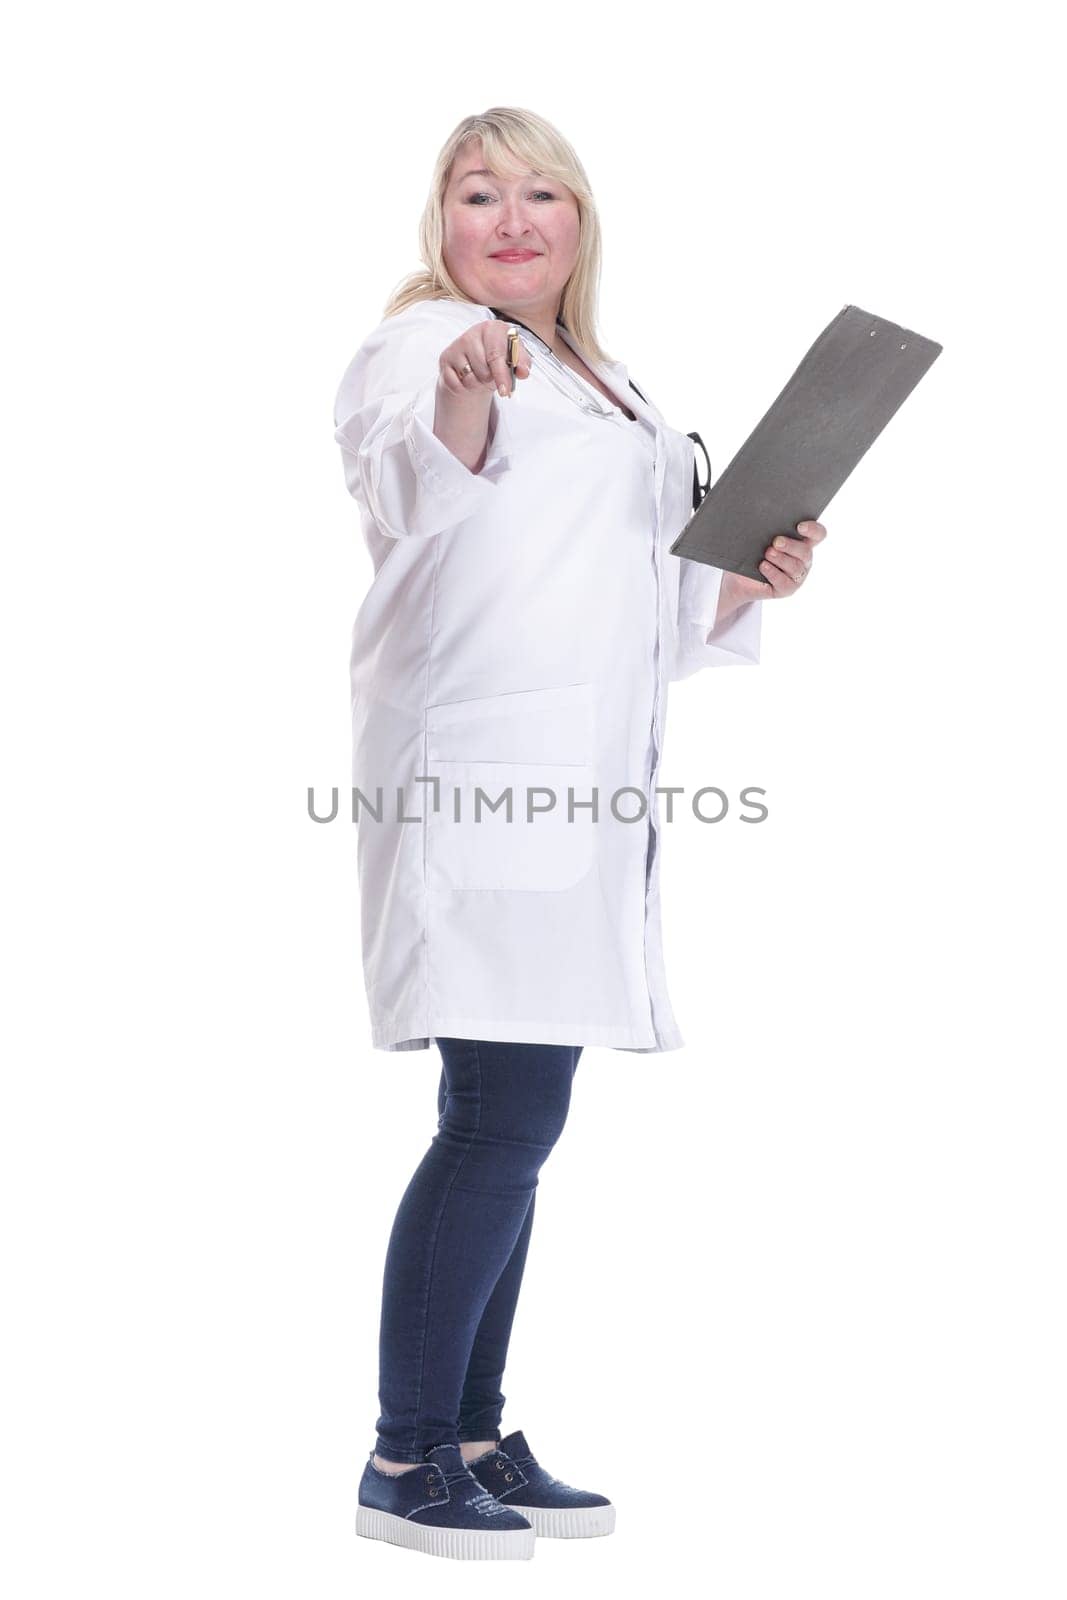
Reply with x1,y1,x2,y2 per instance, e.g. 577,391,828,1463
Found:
373,1036,583,1463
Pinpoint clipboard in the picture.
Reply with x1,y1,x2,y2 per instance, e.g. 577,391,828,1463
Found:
669,304,943,581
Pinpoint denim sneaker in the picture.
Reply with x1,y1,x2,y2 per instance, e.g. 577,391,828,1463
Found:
465,1428,616,1538
355,1442,535,1560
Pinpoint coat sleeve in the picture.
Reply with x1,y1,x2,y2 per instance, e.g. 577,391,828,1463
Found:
669,556,763,682
332,306,514,541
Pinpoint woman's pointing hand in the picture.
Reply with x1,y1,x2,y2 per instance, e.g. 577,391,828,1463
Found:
439,323,532,401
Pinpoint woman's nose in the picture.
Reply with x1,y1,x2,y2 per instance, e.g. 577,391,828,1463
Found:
496,200,534,235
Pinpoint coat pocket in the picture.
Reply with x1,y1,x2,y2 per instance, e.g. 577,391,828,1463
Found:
424,683,595,892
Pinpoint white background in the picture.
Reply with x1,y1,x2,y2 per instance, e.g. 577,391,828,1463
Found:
3,2,1064,1595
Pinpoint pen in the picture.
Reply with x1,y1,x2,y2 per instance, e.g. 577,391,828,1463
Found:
505,327,520,397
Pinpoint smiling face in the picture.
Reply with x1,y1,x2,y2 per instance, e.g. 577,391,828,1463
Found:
441,138,581,323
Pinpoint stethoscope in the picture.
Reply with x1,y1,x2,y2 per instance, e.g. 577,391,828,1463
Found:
488,307,623,419
488,307,711,512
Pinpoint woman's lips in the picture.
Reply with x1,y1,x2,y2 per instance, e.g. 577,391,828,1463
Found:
490,251,540,262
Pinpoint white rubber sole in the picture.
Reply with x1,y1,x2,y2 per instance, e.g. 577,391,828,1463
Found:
355,1504,536,1560
517,1501,616,1539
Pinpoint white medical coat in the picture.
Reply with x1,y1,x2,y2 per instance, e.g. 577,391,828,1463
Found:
332,297,762,1053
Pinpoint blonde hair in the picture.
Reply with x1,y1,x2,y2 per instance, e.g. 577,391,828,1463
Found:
382,106,614,366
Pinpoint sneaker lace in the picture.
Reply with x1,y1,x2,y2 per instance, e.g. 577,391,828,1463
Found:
437,1458,510,1516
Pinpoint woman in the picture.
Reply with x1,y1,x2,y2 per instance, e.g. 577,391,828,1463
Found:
333,107,827,1562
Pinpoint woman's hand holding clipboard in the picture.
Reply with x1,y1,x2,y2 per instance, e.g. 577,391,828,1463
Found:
672,304,943,606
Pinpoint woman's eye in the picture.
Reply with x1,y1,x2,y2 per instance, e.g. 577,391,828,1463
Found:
466,190,555,204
